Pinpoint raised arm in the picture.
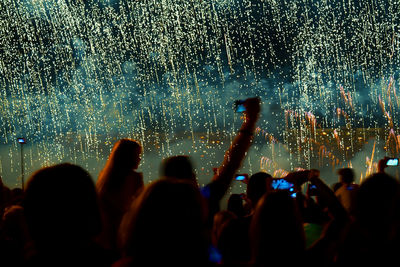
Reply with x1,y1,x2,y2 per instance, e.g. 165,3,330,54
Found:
284,169,348,219
212,97,261,193
308,170,348,220
307,169,350,265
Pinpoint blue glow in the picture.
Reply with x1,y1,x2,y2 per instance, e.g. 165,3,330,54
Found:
235,175,246,181
208,245,222,263
272,179,294,190
387,159,399,166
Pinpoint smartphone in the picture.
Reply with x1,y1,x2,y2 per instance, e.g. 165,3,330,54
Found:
271,178,294,190
234,100,246,113
17,138,26,144
235,174,247,181
386,158,399,166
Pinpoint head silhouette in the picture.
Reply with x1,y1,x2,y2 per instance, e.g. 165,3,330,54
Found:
227,194,246,217
108,139,142,170
23,163,101,249
10,188,24,205
246,172,272,209
160,155,196,181
355,172,400,238
119,178,208,265
97,139,142,192
337,168,355,184
250,190,305,265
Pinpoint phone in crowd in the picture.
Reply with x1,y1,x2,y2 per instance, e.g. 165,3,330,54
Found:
386,158,399,166
271,178,294,190
234,100,246,113
235,174,247,181
307,183,318,196
17,138,26,144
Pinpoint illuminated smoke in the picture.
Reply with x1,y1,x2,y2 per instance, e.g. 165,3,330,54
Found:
1,0,400,187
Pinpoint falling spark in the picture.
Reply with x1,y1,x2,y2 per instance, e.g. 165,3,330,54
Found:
1,0,400,187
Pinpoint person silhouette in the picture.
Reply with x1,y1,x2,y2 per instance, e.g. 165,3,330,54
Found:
215,171,273,264
23,163,107,266
227,194,246,218
96,139,144,256
116,178,210,266
250,169,349,267
250,190,306,266
336,172,400,266
246,172,273,212
334,168,359,216
159,97,261,228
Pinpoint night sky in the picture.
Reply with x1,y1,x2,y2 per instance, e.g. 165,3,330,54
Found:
1,0,400,187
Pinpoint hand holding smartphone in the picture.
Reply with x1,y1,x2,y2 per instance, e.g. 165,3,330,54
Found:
234,100,246,113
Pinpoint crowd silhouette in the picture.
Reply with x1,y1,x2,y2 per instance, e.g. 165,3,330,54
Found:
1,97,400,266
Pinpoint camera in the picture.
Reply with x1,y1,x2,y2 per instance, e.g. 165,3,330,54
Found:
386,158,399,166
234,100,246,113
